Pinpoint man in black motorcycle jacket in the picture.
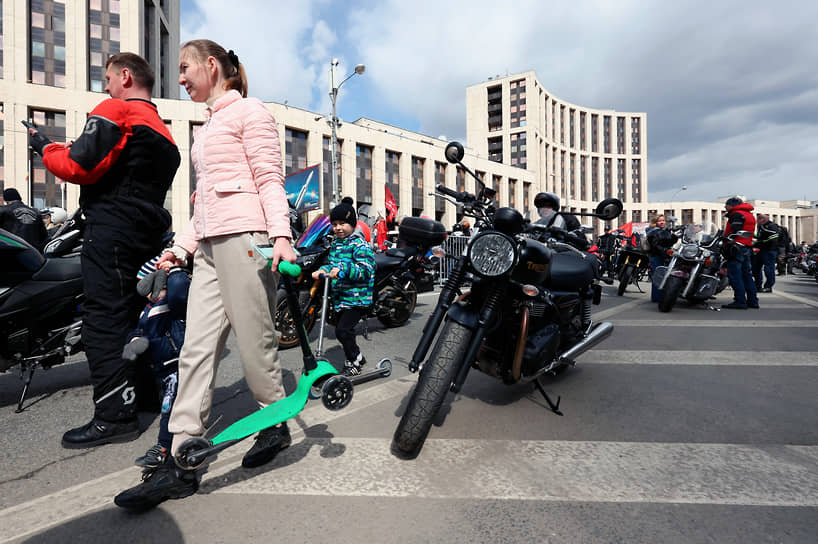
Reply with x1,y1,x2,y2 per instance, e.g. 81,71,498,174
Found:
0,188,48,251
752,214,779,292
28,53,180,448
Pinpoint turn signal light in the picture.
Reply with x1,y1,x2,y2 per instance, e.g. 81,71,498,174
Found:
522,284,539,297
704,258,712,265
667,249,674,256
431,246,446,258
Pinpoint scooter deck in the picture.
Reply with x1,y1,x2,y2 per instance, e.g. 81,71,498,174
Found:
211,359,338,445
346,358,392,386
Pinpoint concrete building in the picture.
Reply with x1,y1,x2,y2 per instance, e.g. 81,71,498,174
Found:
1,1,815,241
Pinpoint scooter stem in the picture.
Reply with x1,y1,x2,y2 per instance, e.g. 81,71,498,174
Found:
316,275,331,357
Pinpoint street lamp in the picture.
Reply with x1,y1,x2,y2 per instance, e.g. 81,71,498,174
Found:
669,185,687,222
329,59,365,207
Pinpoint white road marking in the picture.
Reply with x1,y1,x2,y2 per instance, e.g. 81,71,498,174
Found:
772,288,818,309
212,438,818,507
580,350,818,366
612,320,818,328
0,378,414,544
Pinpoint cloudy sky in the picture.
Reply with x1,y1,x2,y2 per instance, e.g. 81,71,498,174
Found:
180,0,818,203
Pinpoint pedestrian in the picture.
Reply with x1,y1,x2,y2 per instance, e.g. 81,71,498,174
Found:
752,214,779,292
311,202,376,375
114,39,296,511
42,206,68,237
645,214,678,303
28,52,180,447
0,188,48,251
721,197,759,309
122,259,190,469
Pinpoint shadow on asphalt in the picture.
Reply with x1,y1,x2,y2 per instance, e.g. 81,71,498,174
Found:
22,506,184,543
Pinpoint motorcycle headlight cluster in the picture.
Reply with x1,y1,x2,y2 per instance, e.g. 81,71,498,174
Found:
680,244,700,259
468,232,516,277
701,249,712,259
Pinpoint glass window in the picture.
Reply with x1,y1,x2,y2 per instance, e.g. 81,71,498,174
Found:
31,12,45,27
91,51,103,65
32,71,46,84
110,0,120,13
90,0,102,9
54,46,65,61
110,27,120,41
32,41,45,57
90,24,102,39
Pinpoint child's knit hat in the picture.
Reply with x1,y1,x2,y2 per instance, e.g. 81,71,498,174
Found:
330,203,357,227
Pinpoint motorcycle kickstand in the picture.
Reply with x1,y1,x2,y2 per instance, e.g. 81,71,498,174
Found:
534,378,563,416
16,364,38,413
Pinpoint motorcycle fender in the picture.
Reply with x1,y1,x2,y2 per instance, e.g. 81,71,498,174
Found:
670,269,690,279
446,302,479,331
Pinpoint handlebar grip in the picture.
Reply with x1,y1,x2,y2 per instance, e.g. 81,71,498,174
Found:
436,184,462,200
277,261,302,277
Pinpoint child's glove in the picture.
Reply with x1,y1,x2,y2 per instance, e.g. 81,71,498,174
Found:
137,269,167,299
122,337,149,362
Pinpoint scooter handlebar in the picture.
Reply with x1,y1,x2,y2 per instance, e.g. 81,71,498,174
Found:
278,261,302,277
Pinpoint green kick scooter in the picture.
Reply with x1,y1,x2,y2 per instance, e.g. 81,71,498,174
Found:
174,255,354,470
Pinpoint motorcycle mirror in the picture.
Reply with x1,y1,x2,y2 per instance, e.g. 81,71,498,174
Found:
594,198,623,221
444,141,465,164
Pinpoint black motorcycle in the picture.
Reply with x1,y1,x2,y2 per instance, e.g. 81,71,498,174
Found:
274,217,445,349
392,141,623,459
1,228,84,412
614,234,650,296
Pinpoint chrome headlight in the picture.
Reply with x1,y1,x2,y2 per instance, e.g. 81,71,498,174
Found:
701,248,712,259
468,232,516,277
680,243,700,259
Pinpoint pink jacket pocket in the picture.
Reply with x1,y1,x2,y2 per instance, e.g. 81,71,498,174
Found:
214,180,258,194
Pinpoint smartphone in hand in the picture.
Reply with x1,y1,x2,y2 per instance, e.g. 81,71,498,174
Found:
21,120,38,131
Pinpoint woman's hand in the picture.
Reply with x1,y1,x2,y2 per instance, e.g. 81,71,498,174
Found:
271,236,296,269
156,249,184,270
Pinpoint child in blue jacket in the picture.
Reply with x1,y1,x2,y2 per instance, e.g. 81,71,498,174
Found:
123,261,190,468
312,202,375,375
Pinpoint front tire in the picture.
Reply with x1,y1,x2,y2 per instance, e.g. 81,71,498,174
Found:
275,289,318,350
617,264,634,296
392,320,471,459
658,275,683,313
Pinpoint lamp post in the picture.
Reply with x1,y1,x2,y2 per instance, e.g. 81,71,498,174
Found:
329,59,365,208
669,185,687,222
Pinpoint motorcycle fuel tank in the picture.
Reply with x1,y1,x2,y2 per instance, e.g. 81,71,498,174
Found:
512,238,551,285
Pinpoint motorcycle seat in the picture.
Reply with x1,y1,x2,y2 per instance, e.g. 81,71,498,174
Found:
548,251,597,290
385,247,418,259
374,252,405,271
32,255,83,282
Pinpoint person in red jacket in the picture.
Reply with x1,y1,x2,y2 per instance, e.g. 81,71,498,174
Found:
28,52,180,447
721,197,759,309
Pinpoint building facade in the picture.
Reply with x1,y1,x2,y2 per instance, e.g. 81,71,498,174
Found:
1,2,815,241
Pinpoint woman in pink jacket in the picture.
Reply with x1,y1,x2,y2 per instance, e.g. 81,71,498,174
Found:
115,39,297,511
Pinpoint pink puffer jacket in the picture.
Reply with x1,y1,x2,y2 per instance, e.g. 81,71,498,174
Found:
175,90,290,254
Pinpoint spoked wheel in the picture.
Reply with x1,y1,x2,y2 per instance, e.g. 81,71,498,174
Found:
174,437,212,470
376,282,418,327
321,375,353,411
275,289,317,350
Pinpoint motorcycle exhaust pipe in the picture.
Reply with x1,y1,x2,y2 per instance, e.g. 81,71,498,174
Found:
557,321,614,363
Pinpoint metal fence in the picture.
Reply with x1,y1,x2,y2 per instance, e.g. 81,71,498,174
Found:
438,235,471,283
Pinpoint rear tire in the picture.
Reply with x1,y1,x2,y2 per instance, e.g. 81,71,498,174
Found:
617,264,634,296
275,289,317,349
392,320,471,459
658,275,683,313
377,281,418,328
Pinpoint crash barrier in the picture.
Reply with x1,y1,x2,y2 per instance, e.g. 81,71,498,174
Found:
439,235,471,283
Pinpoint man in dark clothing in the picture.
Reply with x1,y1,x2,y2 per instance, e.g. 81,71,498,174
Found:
722,197,759,309
28,53,180,448
752,214,779,292
0,188,48,251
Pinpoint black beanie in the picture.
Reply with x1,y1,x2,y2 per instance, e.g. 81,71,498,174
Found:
3,188,22,202
330,203,357,227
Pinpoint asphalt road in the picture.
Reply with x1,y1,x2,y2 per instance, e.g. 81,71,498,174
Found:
1,273,816,543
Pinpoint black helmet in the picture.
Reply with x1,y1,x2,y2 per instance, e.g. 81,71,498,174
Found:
534,192,560,211
724,196,743,207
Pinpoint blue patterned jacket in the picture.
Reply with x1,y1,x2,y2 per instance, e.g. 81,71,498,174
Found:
318,232,375,310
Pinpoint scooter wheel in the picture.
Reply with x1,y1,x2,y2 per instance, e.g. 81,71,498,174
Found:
174,437,211,470
377,358,393,377
321,375,353,411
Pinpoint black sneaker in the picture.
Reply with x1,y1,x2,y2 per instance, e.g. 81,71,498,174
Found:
61,418,139,449
242,423,291,468
114,457,198,511
135,443,168,468
343,355,367,376
760,287,773,293
721,302,748,309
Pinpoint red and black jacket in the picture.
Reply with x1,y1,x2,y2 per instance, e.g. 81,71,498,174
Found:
723,203,755,247
40,98,180,231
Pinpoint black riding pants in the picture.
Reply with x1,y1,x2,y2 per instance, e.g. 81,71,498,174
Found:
81,223,162,421
335,307,365,362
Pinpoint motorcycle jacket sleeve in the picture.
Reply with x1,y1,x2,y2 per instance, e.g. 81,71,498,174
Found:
755,223,780,250
40,99,131,185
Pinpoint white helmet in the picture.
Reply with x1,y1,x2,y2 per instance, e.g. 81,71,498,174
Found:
47,207,68,224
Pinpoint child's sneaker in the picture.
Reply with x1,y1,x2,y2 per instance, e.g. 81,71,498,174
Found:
135,444,168,468
343,354,367,376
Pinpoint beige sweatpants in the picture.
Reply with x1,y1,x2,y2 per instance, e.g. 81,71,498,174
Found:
168,232,286,454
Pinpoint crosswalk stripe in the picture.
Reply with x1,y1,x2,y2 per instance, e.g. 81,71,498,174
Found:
580,350,818,366
612,320,818,328
771,288,818,308
211,438,818,507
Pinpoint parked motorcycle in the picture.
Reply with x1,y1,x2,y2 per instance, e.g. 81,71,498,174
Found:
614,234,650,296
274,217,446,349
653,224,731,312
43,208,85,258
391,141,623,459
1,228,84,412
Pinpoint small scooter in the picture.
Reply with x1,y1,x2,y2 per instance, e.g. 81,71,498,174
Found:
308,272,393,399
173,257,355,470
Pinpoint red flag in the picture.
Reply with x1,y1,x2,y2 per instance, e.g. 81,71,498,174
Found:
384,185,398,223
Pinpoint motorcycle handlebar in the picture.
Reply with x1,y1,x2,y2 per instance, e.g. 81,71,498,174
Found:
436,184,470,202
